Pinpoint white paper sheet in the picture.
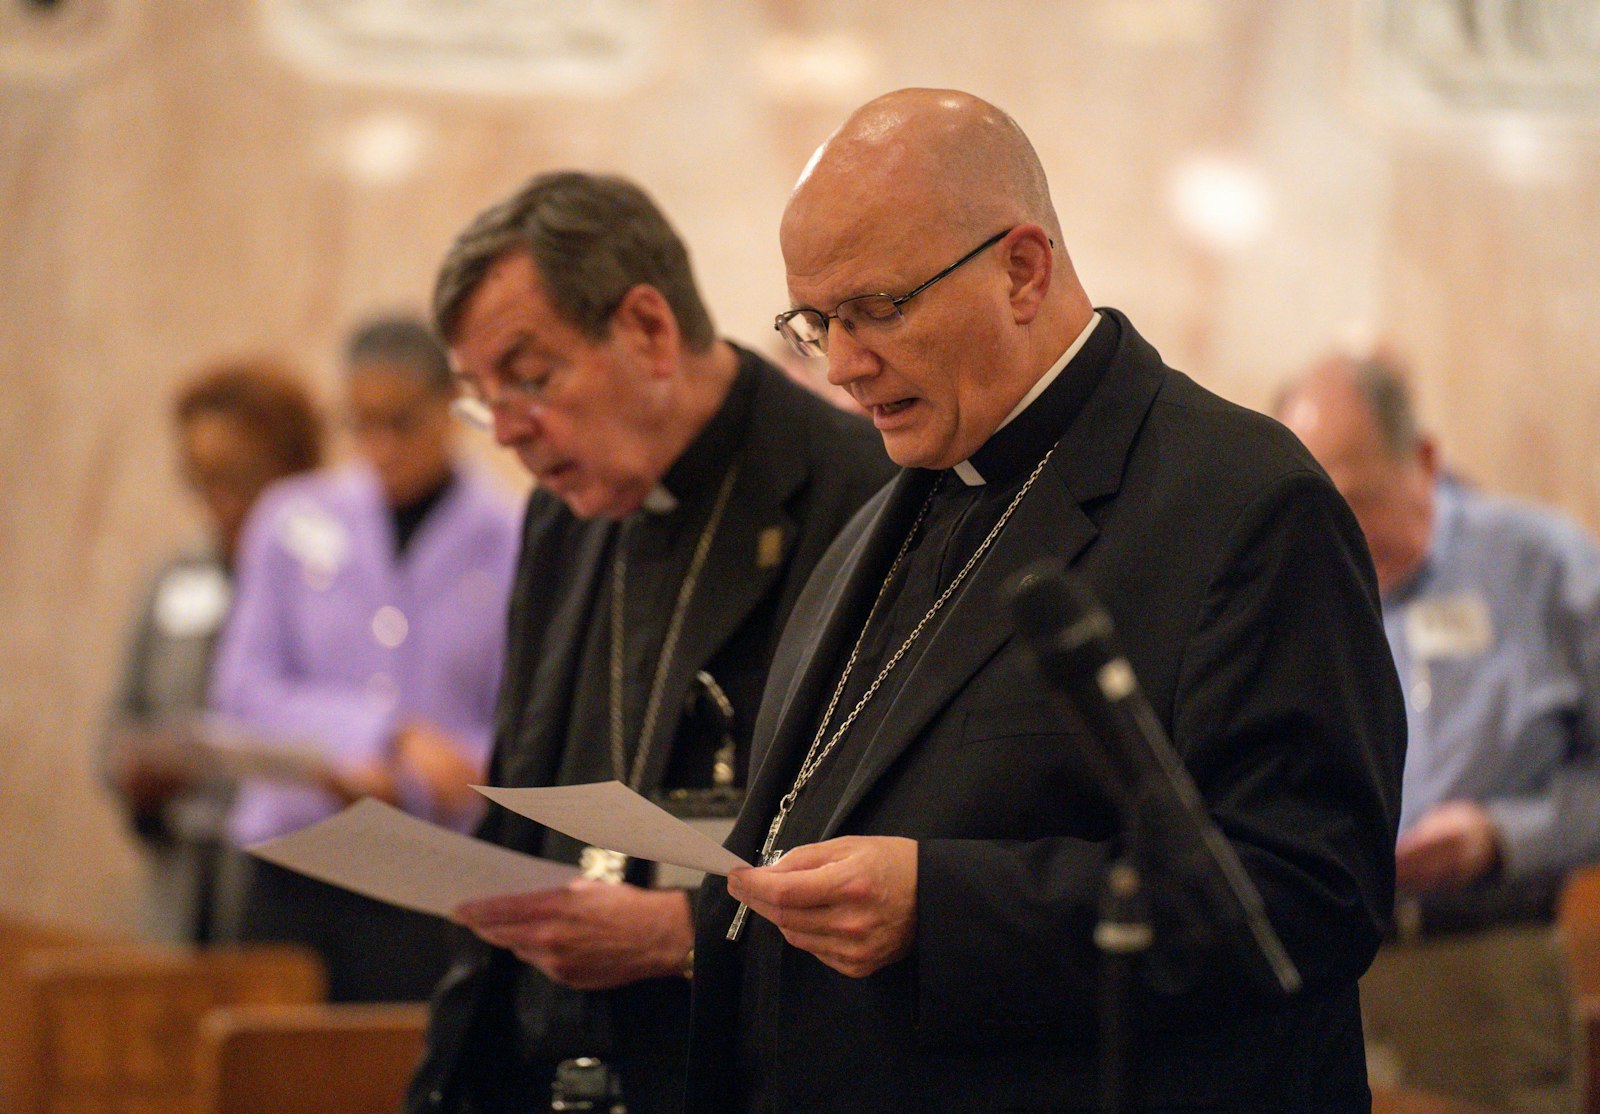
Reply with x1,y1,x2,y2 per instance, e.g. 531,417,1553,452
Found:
247,798,580,918
474,780,750,877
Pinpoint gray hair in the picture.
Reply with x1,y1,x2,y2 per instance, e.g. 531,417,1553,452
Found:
1276,350,1421,459
433,171,715,352
345,315,453,394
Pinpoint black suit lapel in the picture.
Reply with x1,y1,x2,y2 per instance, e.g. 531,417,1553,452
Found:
631,469,797,794
812,310,1169,840
727,469,932,859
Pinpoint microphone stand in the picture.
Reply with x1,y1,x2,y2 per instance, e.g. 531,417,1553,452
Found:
1008,561,1302,1114
1094,856,1151,1114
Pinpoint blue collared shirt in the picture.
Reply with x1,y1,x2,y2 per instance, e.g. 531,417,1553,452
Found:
1383,479,1600,880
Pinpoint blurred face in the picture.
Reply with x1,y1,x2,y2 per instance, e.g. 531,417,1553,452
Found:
1279,388,1436,597
179,413,285,560
449,251,667,519
345,363,455,507
781,206,1021,471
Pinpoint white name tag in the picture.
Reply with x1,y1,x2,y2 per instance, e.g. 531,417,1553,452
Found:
277,500,349,583
1404,593,1493,660
153,565,231,639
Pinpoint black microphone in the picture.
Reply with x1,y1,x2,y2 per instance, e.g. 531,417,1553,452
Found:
1008,561,1302,995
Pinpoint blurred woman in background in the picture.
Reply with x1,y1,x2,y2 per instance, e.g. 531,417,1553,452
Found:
102,361,323,944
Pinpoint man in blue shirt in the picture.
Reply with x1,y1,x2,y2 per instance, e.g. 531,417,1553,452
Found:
1279,352,1600,1114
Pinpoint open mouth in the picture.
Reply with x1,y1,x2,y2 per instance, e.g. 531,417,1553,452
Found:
535,461,576,487
867,398,918,425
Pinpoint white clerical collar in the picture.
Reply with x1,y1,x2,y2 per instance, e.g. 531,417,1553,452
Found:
951,311,1102,487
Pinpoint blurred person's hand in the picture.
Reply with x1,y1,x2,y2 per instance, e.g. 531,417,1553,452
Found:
320,758,400,807
1395,799,1502,892
105,724,199,812
394,719,482,819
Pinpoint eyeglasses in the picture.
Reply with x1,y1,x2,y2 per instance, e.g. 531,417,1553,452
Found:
774,227,1014,359
450,348,568,431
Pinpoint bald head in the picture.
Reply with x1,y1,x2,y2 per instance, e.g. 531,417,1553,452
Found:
1277,354,1438,596
784,89,1063,262
778,89,1093,471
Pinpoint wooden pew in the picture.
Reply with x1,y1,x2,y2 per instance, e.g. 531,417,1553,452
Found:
10,943,325,1114
1560,864,1600,1114
1582,995,1600,1114
1561,864,1600,1000
1372,1083,1496,1113
198,1002,428,1114
0,911,111,1113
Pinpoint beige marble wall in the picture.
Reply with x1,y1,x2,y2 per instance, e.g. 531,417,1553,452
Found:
2,0,1596,930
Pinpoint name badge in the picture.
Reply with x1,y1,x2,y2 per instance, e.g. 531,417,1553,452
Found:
277,500,349,586
1404,593,1493,661
153,565,231,638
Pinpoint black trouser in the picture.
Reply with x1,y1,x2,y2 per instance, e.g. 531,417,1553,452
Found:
238,857,461,1002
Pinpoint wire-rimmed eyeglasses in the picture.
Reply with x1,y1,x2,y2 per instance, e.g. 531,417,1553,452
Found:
449,355,566,432
774,227,1014,359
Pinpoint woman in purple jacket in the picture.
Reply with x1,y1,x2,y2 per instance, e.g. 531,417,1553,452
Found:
209,317,521,1001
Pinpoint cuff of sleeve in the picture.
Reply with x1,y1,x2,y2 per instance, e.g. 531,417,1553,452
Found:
393,764,434,821
323,703,403,772
1484,798,1556,880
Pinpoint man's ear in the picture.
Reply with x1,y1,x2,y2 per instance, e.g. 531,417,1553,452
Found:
1004,225,1053,325
611,284,681,377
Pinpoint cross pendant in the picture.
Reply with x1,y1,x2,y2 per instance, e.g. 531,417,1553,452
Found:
726,815,786,942
579,846,628,884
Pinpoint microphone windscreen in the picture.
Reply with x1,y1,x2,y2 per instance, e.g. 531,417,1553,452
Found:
1006,560,1080,646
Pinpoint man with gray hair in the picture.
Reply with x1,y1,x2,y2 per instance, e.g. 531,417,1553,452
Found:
404,171,892,1114
1279,352,1600,1114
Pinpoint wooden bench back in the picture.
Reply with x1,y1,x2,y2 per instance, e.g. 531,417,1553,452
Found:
10,943,325,1114
0,912,112,1112
198,1002,428,1114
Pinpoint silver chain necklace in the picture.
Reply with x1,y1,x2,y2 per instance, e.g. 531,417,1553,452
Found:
581,465,740,884
727,446,1056,938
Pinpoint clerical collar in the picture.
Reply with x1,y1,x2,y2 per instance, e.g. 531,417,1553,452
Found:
643,347,757,516
952,310,1112,487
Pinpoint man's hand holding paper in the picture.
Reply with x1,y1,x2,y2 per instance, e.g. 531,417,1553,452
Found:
454,882,694,990
726,835,918,979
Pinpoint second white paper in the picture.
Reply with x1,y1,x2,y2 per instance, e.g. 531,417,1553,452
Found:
475,780,750,877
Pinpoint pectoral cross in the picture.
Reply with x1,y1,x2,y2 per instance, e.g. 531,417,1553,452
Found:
579,846,628,884
726,814,786,941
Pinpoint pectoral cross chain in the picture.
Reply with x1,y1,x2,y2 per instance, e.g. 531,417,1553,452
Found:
726,814,786,941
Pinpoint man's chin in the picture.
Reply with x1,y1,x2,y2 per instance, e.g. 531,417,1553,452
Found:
880,432,957,472
559,485,648,522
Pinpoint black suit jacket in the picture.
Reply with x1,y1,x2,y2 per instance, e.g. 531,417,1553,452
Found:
688,311,1406,1113
406,349,895,1114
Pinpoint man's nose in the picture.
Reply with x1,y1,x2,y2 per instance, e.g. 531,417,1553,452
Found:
824,324,879,388
491,402,540,448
